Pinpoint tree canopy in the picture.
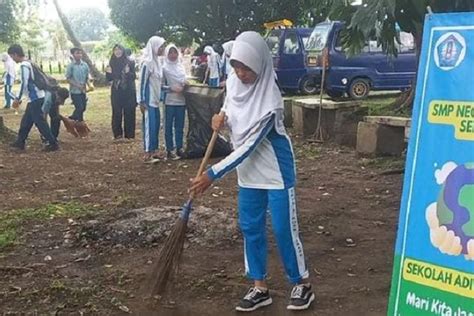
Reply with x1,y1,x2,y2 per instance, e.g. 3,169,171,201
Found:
108,0,312,45
316,0,474,56
0,0,19,43
109,0,474,52
66,7,110,42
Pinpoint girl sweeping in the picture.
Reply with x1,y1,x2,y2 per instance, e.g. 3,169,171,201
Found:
191,31,314,312
203,45,220,87
163,44,187,160
138,36,166,163
106,44,137,140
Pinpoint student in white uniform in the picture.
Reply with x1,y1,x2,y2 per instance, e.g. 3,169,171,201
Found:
203,45,220,87
220,40,234,87
137,36,166,163
1,52,16,109
191,31,315,312
8,44,59,152
163,44,187,160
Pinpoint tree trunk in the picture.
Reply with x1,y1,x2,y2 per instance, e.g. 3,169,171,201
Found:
390,31,423,114
52,0,107,86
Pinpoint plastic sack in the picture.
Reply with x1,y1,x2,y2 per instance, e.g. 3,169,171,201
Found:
184,85,232,159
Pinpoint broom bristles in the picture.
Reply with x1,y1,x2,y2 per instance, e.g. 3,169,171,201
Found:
149,216,189,295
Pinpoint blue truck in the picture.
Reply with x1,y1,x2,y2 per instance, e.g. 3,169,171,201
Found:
265,26,317,94
306,21,417,99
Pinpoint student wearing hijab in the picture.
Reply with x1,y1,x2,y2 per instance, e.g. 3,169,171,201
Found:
220,40,234,87
163,44,187,160
138,36,166,163
124,48,135,63
1,52,16,109
191,31,314,312
106,44,137,140
203,45,220,87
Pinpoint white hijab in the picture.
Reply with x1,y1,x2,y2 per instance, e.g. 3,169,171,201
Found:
1,53,16,80
163,44,186,84
222,40,234,76
224,31,283,147
141,36,165,78
204,46,215,55
222,41,234,57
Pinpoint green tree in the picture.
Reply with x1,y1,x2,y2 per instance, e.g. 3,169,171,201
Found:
108,0,311,45
17,8,46,60
52,0,107,84
92,29,139,60
0,0,18,43
66,7,110,42
46,20,70,60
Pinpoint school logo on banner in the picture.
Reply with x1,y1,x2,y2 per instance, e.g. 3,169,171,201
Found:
434,32,466,70
388,12,474,316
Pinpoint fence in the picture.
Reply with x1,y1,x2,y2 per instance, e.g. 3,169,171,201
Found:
36,60,108,75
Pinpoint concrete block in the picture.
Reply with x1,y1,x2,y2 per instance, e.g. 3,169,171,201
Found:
292,98,365,147
357,121,406,156
292,102,319,136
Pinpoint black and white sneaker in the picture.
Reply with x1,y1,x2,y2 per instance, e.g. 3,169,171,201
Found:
287,284,315,310
167,150,181,161
236,287,272,312
43,143,59,152
177,148,186,159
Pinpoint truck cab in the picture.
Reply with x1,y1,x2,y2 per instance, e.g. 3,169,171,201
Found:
306,21,417,99
265,20,317,94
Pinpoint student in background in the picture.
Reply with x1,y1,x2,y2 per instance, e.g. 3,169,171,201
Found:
190,32,314,312
163,44,187,160
41,87,70,141
66,47,89,122
138,36,166,163
106,44,137,140
220,40,234,87
203,45,220,87
124,48,136,64
1,52,16,109
8,44,59,152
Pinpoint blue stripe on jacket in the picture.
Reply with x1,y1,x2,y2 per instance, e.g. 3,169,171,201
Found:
207,114,275,181
267,128,296,188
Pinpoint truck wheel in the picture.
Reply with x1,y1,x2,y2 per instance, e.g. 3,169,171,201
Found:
348,78,370,99
326,89,344,99
299,77,318,95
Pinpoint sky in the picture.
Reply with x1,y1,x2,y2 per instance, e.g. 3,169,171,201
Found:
56,0,109,11
40,0,110,20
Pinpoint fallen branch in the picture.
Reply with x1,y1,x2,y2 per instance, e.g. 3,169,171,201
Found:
378,169,405,176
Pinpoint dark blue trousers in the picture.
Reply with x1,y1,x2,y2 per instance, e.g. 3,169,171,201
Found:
70,93,87,121
17,98,57,146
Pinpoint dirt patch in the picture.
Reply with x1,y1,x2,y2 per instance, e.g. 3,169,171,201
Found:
79,206,239,248
0,93,403,315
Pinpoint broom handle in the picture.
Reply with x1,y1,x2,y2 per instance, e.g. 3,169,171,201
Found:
180,114,222,220
187,129,219,203
195,129,219,178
